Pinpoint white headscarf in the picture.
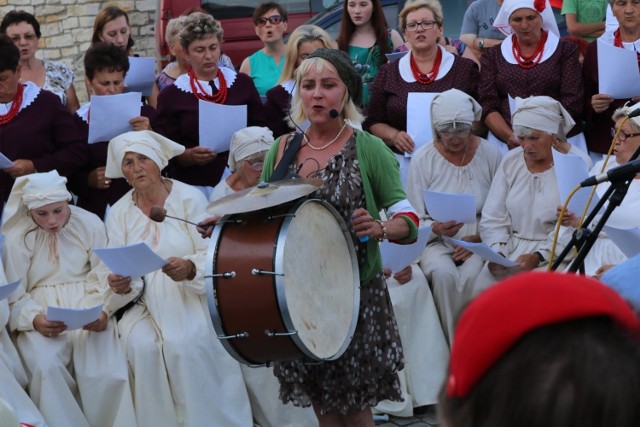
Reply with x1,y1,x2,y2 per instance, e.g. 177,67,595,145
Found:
1,170,72,233
511,96,575,137
431,89,482,136
614,101,640,130
493,0,560,37
228,127,274,172
105,130,185,179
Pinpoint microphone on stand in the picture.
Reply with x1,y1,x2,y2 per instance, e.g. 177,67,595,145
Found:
579,159,640,187
628,108,640,118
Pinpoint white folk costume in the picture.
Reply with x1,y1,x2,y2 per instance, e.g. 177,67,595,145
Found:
2,171,135,427
405,90,502,344
99,131,252,427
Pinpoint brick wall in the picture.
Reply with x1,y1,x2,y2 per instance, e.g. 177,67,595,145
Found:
0,1,157,103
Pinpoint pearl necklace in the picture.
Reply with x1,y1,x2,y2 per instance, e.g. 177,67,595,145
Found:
305,121,348,151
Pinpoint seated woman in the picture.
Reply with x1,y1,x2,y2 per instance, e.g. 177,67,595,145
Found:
69,42,155,219
2,171,135,427
476,96,592,291
209,126,317,427
0,10,80,113
154,12,266,198
0,35,86,210
98,130,252,426
239,2,288,98
264,25,335,138
405,89,502,345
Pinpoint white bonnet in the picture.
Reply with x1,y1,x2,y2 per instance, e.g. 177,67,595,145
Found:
431,89,482,136
511,96,575,137
228,127,274,172
493,0,560,37
105,130,185,179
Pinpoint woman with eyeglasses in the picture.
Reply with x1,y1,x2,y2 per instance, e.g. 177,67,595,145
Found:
0,10,80,113
337,0,404,107
478,0,584,154
364,0,479,182
239,2,288,98
405,89,502,346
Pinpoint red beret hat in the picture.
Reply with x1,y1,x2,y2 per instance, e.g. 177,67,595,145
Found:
446,271,640,398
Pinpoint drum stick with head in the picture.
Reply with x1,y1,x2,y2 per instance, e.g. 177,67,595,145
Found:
149,206,201,227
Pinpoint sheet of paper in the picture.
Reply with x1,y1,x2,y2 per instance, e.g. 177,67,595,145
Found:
443,236,520,267
0,152,14,169
0,279,20,301
385,51,407,62
597,39,640,99
508,94,516,116
379,226,431,273
423,190,476,224
47,304,104,330
406,92,438,157
199,102,247,153
552,149,600,216
94,242,168,279
124,56,156,96
87,92,142,144
604,226,640,258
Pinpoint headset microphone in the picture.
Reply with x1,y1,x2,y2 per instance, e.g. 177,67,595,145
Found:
329,109,340,119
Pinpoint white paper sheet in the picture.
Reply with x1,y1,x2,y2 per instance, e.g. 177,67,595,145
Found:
87,92,142,144
47,304,104,330
406,92,438,157
443,236,520,267
385,51,408,62
124,56,156,96
423,190,476,224
380,226,431,273
0,152,14,169
604,225,640,258
94,242,168,279
198,102,247,153
597,39,640,99
552,149,601,216
0,279,20,301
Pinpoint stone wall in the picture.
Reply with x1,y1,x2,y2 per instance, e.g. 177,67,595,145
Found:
0,0,158,103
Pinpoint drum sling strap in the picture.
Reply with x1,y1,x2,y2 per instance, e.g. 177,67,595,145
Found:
268,132,304,182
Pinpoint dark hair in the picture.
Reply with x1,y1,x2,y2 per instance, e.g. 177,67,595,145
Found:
181,6,209,16
561,35,589,60
337,0,391,62
439,317,640,427
253,2,288,24
91,5,134,52
0,34,20,72
84,42,130,81
0,10,42,38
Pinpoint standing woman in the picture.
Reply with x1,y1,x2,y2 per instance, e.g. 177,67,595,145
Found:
239,2,288,98
2,171,136,427
264,24,336,138
92,5,134,55
479,0,584,153
262,48,418,426
0,10,80,113
154,12,266,198
337,0,404,107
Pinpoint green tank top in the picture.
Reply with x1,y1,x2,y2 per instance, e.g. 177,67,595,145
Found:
248,50,285,97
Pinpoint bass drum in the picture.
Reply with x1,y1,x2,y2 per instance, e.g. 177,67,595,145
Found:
205,199,360,366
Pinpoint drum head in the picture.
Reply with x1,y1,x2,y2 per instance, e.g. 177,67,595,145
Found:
277,200,359,360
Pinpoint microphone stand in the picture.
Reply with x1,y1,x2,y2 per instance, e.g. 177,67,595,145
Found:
551,143,640,273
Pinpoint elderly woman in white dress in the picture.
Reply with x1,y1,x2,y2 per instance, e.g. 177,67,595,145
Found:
476,96,592,291
2,171,135,427
405,89,502,345
97,130,252,427
209,126,317,427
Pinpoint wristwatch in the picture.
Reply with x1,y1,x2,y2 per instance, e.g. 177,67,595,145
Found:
477,39,485,50
533,251,546,266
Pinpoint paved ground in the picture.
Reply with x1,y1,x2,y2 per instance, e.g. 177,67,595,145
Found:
375,405,440,427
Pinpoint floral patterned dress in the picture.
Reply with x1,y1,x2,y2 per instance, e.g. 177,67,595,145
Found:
273,132,404,415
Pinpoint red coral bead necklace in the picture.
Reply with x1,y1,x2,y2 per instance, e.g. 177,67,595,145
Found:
0,83,24,126
410,46,443,85
512,29,547,69
189,69,227,104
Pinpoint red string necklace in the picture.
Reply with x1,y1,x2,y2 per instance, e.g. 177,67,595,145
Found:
189,69,227,104
613,29,640,63
0,83,24,126
511,30,547,69
410,47,443,85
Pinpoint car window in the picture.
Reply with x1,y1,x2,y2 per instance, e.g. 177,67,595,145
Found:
201,0,322,19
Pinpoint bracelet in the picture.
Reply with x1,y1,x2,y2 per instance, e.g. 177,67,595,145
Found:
533,251,545,266
374,219,388,242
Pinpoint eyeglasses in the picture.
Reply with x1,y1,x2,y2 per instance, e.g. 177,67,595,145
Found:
611,127,640,142
255,15,285,26
247,160,264,171
439,129,471,140
405,20,437,32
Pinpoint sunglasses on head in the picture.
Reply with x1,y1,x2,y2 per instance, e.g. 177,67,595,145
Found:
255,15,285,26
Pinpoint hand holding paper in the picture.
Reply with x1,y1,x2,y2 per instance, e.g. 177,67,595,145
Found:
47,304,104,331
443,236,519,267
94,242,168,279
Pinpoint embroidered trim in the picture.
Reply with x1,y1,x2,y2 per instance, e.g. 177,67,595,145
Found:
174,67,238,94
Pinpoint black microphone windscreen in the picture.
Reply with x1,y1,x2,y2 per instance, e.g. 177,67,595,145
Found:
629,108,640,119
329,109,339,119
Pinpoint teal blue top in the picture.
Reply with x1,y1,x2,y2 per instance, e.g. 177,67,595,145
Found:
248,50,285,97
348,45,384,107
